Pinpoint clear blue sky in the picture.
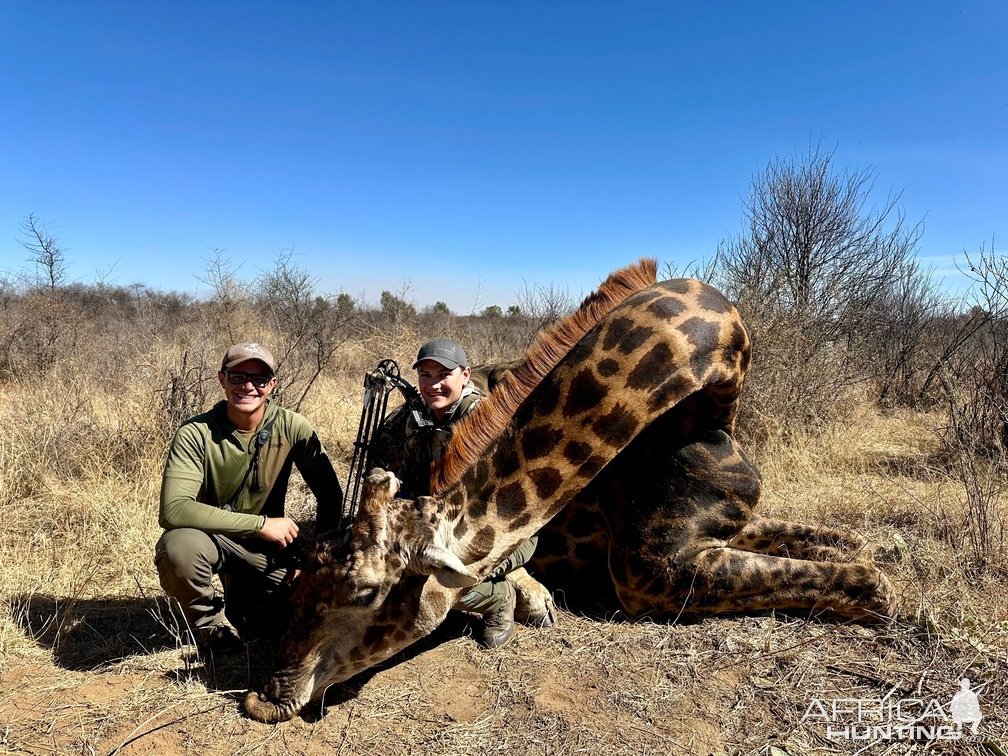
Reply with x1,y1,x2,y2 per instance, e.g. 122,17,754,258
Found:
1,2,1004,312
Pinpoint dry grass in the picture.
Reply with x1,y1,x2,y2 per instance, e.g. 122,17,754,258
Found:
1,332,1007,755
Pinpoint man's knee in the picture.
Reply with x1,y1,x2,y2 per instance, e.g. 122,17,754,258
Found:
154,528,220,592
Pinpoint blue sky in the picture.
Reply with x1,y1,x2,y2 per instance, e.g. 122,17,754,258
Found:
1,2,1004,312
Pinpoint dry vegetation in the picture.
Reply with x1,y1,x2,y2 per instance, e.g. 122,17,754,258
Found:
2,152,1007,754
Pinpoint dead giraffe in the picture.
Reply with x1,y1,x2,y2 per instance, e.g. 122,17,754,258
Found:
245,259,896,723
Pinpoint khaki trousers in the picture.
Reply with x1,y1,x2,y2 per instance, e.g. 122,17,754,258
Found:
154,527,292,642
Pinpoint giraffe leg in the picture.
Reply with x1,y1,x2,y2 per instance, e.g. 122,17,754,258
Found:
671,546,896,620
507,567,558,627
729,515,877,565
603,424,896,621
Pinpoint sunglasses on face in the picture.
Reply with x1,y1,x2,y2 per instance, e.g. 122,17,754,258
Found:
225,371,274,388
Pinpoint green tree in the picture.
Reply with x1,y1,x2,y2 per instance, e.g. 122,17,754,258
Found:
380,290,417,321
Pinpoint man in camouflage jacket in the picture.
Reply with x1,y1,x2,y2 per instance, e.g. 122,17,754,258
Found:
371,338,537,649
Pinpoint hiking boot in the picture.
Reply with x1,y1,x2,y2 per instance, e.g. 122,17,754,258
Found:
481,580,516,649
198,624,245,655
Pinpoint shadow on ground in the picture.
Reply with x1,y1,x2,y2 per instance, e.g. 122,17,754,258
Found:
9,592,184,670
8,592,490,714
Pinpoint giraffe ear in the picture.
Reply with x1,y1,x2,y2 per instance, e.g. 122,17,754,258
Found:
415,546,480,588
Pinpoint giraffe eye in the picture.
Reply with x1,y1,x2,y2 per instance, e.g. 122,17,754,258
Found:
350,586,379,607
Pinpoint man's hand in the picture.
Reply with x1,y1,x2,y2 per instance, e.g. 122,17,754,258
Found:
258,516,299,547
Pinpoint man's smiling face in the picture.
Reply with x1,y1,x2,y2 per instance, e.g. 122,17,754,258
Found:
416,359,471,421
219,358,276,422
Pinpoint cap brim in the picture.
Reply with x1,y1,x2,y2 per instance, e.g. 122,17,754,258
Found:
412,357,461,370
223,358,275,373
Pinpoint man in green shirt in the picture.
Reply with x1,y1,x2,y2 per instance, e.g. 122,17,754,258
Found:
372,338,539,649
155,342,343,653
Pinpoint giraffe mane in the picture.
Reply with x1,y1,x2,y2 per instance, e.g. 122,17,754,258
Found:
430,258,659,495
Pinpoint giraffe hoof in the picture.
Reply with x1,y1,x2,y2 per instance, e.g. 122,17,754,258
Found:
523,598,558,628
508,569,558,628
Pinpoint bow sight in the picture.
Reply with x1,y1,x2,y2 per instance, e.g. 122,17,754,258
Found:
340,359,430,530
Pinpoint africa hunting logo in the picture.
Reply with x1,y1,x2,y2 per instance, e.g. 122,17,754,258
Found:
801,678,985,742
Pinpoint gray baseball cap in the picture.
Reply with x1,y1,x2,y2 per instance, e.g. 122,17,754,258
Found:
412,338,468,370
221,342,277,373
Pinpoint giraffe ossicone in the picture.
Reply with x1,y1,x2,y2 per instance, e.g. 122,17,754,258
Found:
244,259,896,723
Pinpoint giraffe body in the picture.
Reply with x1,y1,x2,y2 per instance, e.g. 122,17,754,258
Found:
244,262,895,723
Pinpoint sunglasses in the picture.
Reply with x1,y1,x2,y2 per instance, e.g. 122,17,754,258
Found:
226,371,274,388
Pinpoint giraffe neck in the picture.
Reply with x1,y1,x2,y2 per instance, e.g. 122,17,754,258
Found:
442,279,749,575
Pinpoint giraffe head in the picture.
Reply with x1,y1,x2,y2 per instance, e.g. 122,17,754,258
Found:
243,470,479,722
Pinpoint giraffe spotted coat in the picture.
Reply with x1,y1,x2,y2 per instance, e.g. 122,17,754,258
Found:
245,260,896,723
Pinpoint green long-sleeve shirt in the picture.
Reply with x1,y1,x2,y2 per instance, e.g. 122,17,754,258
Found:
159,399,343,538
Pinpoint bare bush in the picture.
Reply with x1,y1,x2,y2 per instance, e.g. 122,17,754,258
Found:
198,248,255,341
933,247,1008,454
0,215,86,377
253,251,357,410
713,145,922,440
660,256,719,283
938,412,1007,580
161,346,217,430
509,280,576,352
21,213,67,292
864,261,944,408
924,246,1008,579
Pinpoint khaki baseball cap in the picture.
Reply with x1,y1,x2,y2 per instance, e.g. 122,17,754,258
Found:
221,342,277,373
412,338,468,370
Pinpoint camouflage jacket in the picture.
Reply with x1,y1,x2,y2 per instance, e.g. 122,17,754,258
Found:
371,383,483,496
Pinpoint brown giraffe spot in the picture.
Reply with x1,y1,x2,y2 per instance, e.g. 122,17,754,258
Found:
565,325,603,364
645,371,695,414
680,316,723,360
634,287,664,303
563,369,607,418
695,284,733,313
468,525,497,557
532,375,562,416
577,454,607,479
473,457,491,484
512,397,535,428
727,321,748,354
601,316,634,351
591,403,639,447
598,357,621,376
492,443,521,479
496,481,528,519
610,323,656,355
468,489,489,519
626,342,674,390
563,439,593,465
521,423,564,459
510,512,531,529
658,278,690,295
529,467,563,498
445,488,469,520
363,623,396,649
646,294,688,320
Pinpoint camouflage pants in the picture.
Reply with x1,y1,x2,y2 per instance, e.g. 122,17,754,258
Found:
454,535,538,614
